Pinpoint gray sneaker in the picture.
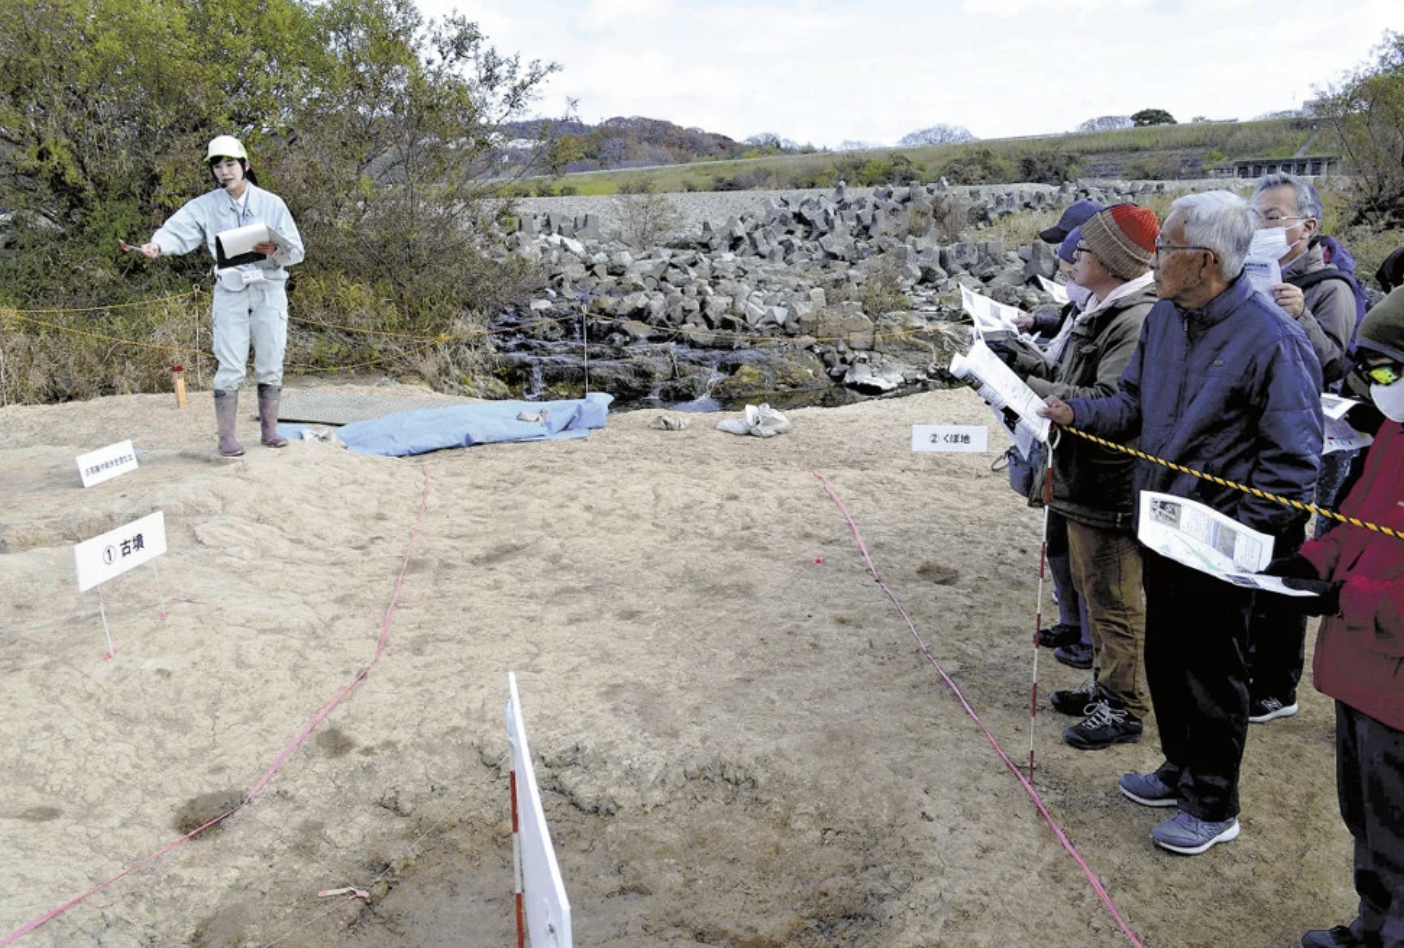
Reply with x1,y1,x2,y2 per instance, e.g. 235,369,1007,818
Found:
1249,695,1300,724
1151,810,1240,855
1300,924,1366,948
1118,771,1178,807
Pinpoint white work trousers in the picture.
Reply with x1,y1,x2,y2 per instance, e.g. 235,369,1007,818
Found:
212,281,288,392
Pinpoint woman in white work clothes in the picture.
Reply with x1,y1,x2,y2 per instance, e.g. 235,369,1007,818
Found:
141,135,304,456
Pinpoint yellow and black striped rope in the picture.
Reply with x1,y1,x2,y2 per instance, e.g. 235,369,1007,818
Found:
0,289,204,316
0,310,205,358
1059,425,1403,542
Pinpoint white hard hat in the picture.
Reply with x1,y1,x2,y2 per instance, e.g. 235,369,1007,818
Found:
205,135,248,164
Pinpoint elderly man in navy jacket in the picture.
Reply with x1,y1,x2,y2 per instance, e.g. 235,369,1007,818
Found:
1042,191,1323,855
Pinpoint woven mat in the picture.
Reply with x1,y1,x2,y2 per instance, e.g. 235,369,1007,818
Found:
277,390,475,426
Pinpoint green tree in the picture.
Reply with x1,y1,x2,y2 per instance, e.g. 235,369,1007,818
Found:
544,133,587,176
1131,108,1177,127
1318,30,1404,225
0,0,559,315
0,0,319,300
938,147,1014,185
1018,151,1082,184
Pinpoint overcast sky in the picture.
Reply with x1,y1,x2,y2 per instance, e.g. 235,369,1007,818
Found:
418,0,1398,147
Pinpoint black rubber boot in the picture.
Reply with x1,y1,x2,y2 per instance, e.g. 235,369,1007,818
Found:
258,383,288,448
214,389,245,457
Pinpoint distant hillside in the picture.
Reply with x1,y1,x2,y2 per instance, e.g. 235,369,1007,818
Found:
506,117,1327,197
498,116,752,173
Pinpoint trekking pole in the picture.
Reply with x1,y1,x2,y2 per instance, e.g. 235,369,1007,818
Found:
1028,434,1057,783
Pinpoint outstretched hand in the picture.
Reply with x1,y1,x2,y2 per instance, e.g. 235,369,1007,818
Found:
1040,395,1073,426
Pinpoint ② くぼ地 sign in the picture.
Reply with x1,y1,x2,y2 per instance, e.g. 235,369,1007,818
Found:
911,425,988,453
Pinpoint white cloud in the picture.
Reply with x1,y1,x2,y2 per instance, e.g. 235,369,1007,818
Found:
575,0,673,32
960,0,1153,16
412,0,1401,148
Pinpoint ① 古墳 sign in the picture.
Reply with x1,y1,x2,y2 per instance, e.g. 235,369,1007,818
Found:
74,511,167,592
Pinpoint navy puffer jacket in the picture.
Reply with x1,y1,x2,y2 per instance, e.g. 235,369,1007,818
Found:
1065,274,1324,534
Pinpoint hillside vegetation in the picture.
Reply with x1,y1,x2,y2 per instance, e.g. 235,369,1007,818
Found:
518,118,1322,197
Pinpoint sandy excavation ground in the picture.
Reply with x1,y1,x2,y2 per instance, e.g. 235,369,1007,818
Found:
0,382,1357,948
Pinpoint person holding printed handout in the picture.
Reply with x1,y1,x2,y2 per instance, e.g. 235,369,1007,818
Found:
990,205,1161,751
140,135,304,456
1258,291,1404,948
1040,192,1323,856
1243,173,1365,728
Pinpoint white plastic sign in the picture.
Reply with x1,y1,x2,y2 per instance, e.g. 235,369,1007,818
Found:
912,425,988,453
506,673,572,948
76,440,138,488
74,511,167,592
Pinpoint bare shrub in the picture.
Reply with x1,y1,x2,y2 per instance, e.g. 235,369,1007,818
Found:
612,180,685,249
931,193,973,242
861,260,909,316
907,202,934,237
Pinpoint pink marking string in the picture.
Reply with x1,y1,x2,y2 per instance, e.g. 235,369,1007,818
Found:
1,470,431,946
812,472,1145,948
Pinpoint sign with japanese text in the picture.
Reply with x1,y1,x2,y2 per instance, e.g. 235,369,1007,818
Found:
912,425,989,453
74,511,166,592
76,440,138,488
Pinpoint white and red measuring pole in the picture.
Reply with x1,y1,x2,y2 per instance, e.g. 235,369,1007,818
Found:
1027,434,1058,783
510,768,525,948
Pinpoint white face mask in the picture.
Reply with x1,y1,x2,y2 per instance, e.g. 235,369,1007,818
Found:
1371,378,1404,423
1065,281,1093,308
1250,227,1290,260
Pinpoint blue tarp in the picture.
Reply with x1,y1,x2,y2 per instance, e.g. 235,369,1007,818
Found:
335,393,614,457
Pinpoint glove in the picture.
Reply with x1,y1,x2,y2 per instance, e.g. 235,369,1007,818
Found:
1261,554,1318,580
1281,578,1344,616
988,337,1049,379
986,336,1022,368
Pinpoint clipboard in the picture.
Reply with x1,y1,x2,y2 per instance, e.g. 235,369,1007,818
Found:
215,223,271,267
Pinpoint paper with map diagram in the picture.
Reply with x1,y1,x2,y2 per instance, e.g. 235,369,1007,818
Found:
960,284,1028,339
949,340,1050,459
1138,492,1313,596
1319,394,1374,455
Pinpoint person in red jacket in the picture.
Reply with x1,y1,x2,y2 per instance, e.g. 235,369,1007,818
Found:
1263,286,1404,948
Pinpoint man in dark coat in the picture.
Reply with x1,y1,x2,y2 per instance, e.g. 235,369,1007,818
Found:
1041,191,1323,855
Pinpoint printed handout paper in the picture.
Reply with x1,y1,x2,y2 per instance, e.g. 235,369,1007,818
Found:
1137,492,1313,596
949,340,1051,457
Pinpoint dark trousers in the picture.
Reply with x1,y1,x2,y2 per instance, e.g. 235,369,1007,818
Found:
1142,549,1255,822
1246,516,1309,703
1337,701,1404,948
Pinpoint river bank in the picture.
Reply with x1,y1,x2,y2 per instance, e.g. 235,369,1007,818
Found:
0,382,1354,948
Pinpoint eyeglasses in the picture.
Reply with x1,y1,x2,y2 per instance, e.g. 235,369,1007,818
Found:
1250,211,1308,225
1358,360,1403,386
1153,239,1215,256
1074,244,1095,257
